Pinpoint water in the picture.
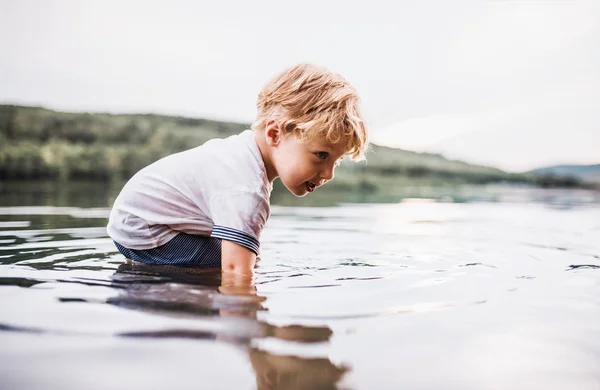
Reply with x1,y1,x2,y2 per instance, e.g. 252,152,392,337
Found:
1,182,600,390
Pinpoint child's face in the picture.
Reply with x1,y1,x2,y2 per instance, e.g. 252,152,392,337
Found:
273,133,347,197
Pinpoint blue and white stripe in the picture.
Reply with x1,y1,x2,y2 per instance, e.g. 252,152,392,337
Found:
114,233,222,267
210,225,260,255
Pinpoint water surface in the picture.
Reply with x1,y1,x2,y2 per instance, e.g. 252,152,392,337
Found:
1,183,599,389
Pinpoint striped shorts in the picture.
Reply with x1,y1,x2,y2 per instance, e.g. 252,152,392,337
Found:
114,233,222,267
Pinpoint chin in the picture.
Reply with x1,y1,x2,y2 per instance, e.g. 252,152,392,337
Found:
285,184,308,197
279,179,309,197
289,188,308,197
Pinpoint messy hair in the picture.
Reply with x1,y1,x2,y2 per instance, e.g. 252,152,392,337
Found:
251,63,368,161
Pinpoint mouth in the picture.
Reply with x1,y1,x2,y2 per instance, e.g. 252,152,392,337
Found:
305,181,317,193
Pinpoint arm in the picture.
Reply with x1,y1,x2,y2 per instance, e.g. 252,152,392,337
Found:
218,243,261,333
221,239,256,279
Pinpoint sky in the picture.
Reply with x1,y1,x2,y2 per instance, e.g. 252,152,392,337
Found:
1,0,599,172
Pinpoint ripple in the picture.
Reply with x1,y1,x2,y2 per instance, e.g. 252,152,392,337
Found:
335,276,383,281
0,221,30,228
566,264,600,270
1,198,600,389
0,206,110,218
457,262,498,268
338,260,377,267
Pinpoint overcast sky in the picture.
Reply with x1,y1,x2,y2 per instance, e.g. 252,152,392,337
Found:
1,0,599,171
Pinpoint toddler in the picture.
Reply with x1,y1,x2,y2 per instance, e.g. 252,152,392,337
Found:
107,63,368,277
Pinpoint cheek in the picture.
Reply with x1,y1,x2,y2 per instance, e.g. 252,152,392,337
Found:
285,160,312,183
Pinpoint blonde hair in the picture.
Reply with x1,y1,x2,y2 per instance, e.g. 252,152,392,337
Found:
252,63,368,161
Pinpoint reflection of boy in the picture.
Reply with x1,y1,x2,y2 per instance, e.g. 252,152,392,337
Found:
250,348,347,390
107,63,369,277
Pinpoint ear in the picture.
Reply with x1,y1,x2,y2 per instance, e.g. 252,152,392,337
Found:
265,120,283,146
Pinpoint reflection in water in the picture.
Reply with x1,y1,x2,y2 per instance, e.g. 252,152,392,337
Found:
2,190,599,389
250,349,347,390
110,262,348,390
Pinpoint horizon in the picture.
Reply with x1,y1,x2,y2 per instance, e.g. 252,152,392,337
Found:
1,1,599,171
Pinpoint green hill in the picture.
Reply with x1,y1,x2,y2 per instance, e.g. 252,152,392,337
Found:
0,105,584,191
529,164,600,184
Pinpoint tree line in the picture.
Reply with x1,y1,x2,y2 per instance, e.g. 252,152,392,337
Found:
0,105,585,189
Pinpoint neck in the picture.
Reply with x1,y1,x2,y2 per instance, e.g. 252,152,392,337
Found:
253,130,278,183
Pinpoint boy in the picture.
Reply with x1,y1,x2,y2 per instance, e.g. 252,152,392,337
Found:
107,63,368,277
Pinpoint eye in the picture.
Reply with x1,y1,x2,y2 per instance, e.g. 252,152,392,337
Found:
315,152,329,160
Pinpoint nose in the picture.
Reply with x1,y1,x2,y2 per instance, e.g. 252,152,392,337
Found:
320,164,335,182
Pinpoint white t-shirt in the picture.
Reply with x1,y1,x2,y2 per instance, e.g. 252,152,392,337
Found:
107,130,272,254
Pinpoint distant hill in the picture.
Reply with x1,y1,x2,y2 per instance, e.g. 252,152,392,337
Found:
363,144,509,177
0,105,585,190
529,164,600,184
